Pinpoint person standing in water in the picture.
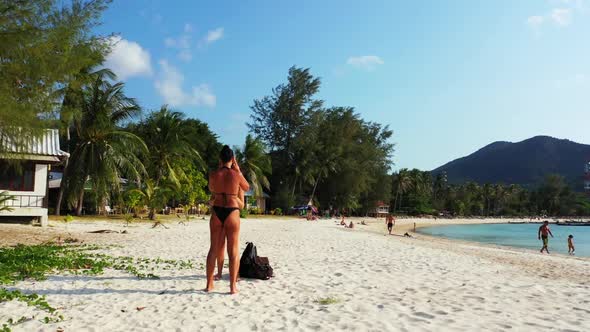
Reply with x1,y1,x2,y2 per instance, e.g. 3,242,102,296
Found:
568,235,575,255
538,221,554,254
206,145,249,294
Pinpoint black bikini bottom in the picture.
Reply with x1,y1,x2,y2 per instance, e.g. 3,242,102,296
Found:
213,206,239,225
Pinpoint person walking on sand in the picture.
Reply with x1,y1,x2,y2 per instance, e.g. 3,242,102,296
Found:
386,214,395,235
568,235,575,255
538,221,554,254
206,145,249,294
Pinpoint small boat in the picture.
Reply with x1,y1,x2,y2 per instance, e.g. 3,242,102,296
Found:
555,221,590,226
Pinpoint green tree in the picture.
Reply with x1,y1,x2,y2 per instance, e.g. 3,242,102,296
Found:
0,0,111,136
176,162,208,209
392,169,413,213
248,66,323,202
54,67,117,215
235,134,272,198
63,74,146,215
129,180,172,221
132,106,203,187
181,119,222,170
247,67,393,212
122,189,144,217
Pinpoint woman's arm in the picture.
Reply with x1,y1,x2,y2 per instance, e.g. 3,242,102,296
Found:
231,157,250,192
237,188,245,210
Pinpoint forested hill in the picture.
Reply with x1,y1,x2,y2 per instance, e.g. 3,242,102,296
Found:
432,136,590,188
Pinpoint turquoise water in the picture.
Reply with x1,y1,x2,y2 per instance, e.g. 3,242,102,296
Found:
418,223,590,257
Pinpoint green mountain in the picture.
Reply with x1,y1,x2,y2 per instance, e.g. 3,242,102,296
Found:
432,136,590,189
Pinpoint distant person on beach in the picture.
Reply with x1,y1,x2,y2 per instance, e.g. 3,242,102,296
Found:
538,221,554,254
340,216,346,226
349,221,354,229
206,145,249,294
568,235,575,255
386,214,395,235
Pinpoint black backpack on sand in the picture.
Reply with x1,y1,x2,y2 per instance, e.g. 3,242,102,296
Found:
239,242,273,280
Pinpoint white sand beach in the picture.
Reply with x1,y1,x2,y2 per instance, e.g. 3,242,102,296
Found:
1,217,589,331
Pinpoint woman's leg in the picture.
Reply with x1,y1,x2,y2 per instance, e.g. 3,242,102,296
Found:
215,234,226,280
224,211,241,294
205,215,223,291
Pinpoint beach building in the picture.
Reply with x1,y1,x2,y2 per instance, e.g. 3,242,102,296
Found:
0,129,69,226
368,201,390,217
244,189,270,213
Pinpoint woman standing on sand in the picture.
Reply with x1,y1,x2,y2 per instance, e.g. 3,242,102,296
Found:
206,146,249,294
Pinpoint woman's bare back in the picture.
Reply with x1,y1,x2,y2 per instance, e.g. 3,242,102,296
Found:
209,167,249,208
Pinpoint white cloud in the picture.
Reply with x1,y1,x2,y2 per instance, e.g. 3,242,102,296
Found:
164,25,194,62
526,0,584,32
104,36,152,80
346,55,384,71
164,34,190,49
178,50,192,62
205,27,224,43
551,8,572,25
526,15,545,28
164,37,176,47
154,60,216,108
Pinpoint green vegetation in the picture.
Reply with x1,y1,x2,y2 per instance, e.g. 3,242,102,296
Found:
60,73,147,216
0,243,199,331
239,209,249,219
0,243,200,285
0,289,63,331
315,297,340,305
10,3,586,219
0,0,111,137
123,213,134,226
0,192,14,212
3,1,395,217
393,171,590,217
248,67,393,212
235,135,272,198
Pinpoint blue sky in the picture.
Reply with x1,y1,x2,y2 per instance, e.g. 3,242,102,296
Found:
97,0,590,171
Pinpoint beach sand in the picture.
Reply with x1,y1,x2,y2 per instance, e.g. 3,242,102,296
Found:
1,217,589,331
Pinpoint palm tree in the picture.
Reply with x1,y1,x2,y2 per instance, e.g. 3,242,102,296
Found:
135,106,203,187
392,168,413,212
492,184,506,215
235,135,272,199
55,68,117,216
482,184,492,216
128,180,172,222
64,74,147,216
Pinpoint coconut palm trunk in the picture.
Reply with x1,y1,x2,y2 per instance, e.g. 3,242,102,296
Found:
55,157,68,216
75,188,85,216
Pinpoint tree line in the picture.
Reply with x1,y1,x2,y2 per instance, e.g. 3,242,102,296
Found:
248,67,394,213
392,169,590,217
0,1,266,219
2,1,588,219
